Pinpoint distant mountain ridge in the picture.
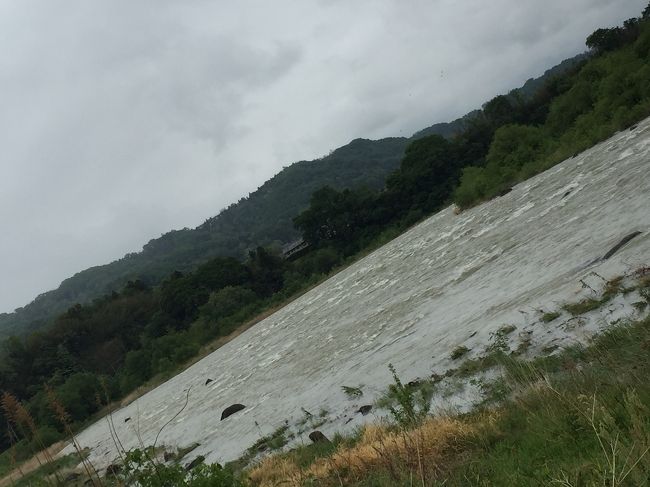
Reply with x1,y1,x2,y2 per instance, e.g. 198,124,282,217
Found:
0,53,586,339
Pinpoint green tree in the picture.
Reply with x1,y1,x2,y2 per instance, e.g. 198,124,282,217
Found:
121,349,153,388
247,247,285,297
159,272,208,324
121,448,242,486
485,124,550,176
53,372,103,422
386,134,459,213
294,187,376,247
587,27,626,53
191,257,250,291
482,95,517,126
200,286,258,322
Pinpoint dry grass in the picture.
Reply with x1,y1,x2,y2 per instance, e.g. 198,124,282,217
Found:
248,416,481,486
248,456,302,486
0,441,67,487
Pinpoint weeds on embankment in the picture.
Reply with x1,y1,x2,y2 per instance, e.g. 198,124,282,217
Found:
248,309,650,486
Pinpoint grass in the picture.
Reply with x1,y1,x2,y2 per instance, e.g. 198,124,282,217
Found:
472,376,511,405
227,425,292,473
248,417,476,486
512,333,532,356
450,345,470,360
341,385,363,399
0,450,87,487
250,426,290,454
441,315,650,486
10,453,80,487
541,310,561,323
485,324,516,353
562,276,624,316
296,408,328,435
563,297,605,315
375,377,435,412
455,350,506,378
451,325,519,378
542,343,559,354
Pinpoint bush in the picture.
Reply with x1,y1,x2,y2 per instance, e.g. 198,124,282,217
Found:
541,311,561,323
120,448,243,487
450,345,470,360
386,364,429,428
53,373,103,423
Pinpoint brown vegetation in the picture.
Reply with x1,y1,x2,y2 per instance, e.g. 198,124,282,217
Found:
248,416,482,486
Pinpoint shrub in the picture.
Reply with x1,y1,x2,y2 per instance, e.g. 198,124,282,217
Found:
120,448,242,487
386,364,429,428
541,311,561,323
563,298,604,316
342,385,363,398
450,345,470,360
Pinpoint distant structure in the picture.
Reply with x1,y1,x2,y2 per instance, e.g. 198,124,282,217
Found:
282,238,309,260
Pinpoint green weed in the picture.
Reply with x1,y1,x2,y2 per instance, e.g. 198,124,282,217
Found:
450,345,470,360
541,311,561,323
342,385,363,399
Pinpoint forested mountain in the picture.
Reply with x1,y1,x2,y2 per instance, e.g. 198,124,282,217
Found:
0,54,586,340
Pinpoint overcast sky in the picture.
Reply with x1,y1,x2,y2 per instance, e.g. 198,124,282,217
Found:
1,0,646,313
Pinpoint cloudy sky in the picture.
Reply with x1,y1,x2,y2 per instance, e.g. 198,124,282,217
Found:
0,0,646,313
